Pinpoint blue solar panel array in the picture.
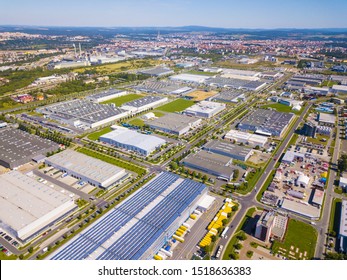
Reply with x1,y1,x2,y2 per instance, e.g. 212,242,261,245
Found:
96,179,206,260
51,172,179,260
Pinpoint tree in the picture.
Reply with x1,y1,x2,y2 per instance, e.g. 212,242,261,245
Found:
338,154,347,173
233,169,240,181
232,205,239,212
28,247,34,253
19,254,24,260
234,243,243,250
229,252,239,260
211,235,217,242
237,232,247,241
170,161,178,170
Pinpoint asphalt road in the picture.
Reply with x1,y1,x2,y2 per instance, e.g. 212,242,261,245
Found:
314,110,341,258
217,104,311,259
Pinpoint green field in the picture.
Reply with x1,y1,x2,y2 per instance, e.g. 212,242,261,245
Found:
272,219,317,260
262,103,302,115
101,94,144,106
128,118,144,127
156,98,195,113
153,111,165,117
87,127,112,141
306,135,328,146
77,147,146,175
0,251,17,260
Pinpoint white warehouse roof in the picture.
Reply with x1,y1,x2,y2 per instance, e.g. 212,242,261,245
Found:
0,171,76,240
169,74,210,84
101,126,166,155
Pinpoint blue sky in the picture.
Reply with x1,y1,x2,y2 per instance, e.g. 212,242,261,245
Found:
1,0,347,28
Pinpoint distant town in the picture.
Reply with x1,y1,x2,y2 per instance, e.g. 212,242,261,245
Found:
0,25,347,261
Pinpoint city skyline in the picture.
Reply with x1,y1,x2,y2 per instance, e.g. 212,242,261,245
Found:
1,0,347,28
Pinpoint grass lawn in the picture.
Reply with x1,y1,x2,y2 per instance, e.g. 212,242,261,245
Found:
128,118,144,127
77,147,146,175
272,219,317,260
329,198,342,235
186,70,217,76
0,251,17,260
306,135,328,146
222,207,256,260
87,127,112,141
101,94,144,106
153,111,165,117
262,103,301,115
157,98,195,113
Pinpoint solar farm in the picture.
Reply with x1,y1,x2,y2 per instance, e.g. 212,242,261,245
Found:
50,172,207,260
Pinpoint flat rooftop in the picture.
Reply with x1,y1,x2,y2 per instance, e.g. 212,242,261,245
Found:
138,67,173,76
281,199,320,219
122,96,165,108
45,149,126,185
184,100,225,114
340,200,347,238
183,150,234,176
133,81,193,95
146,113,201,131
203,140,253,159
170,74,210,83
0,128,59,166
87,88,126,99
318,113,336,124
38,99,127,125
50,172,206,260
100,126,166,152
0,171,74,236
239,108,294,135
212,90,245,102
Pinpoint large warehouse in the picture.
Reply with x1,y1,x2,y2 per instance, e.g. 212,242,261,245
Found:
203,140,253,162
183,100,226,118
86,88,127,103
0,171,76,241
224,129,268,147
238,109,294,137
120,96,168,113
183,150,235,182
169,73,210,84
50,172,207,260
0,128,59,169
37,99,129,130
138,67,174,77
146,113,202,135
45,150,128,189
100,125,166,156
210,90,246,103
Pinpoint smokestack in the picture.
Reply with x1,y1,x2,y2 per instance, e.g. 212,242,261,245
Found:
79,43,82,57
73,43,77,57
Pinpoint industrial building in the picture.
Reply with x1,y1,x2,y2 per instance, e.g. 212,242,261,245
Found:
317,113,336,127
50,172,207,260
311,188,324,209
238,109,294,137
302,122,317,138
146,113,201,135
0,171,76,241
138,67,174,77
224,129,268,147
183,100,226,118
203,140,253,162
339,177,347,192
331,85,347,95
339,200,347,252
210,90,246,103
280,199,320,219
282,151,305,164
169,74,210,84
45,150,128,189
86,89,127,103
37,99,129,130
133,81,193,95
121,96,168,113
183,150,235,182
0,128,59,169
255,211,288,242
99,125,166,156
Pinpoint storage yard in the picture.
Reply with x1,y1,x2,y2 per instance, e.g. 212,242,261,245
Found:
186,90,218,101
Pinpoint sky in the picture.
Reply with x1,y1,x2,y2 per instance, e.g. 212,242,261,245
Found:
1,0,347,29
